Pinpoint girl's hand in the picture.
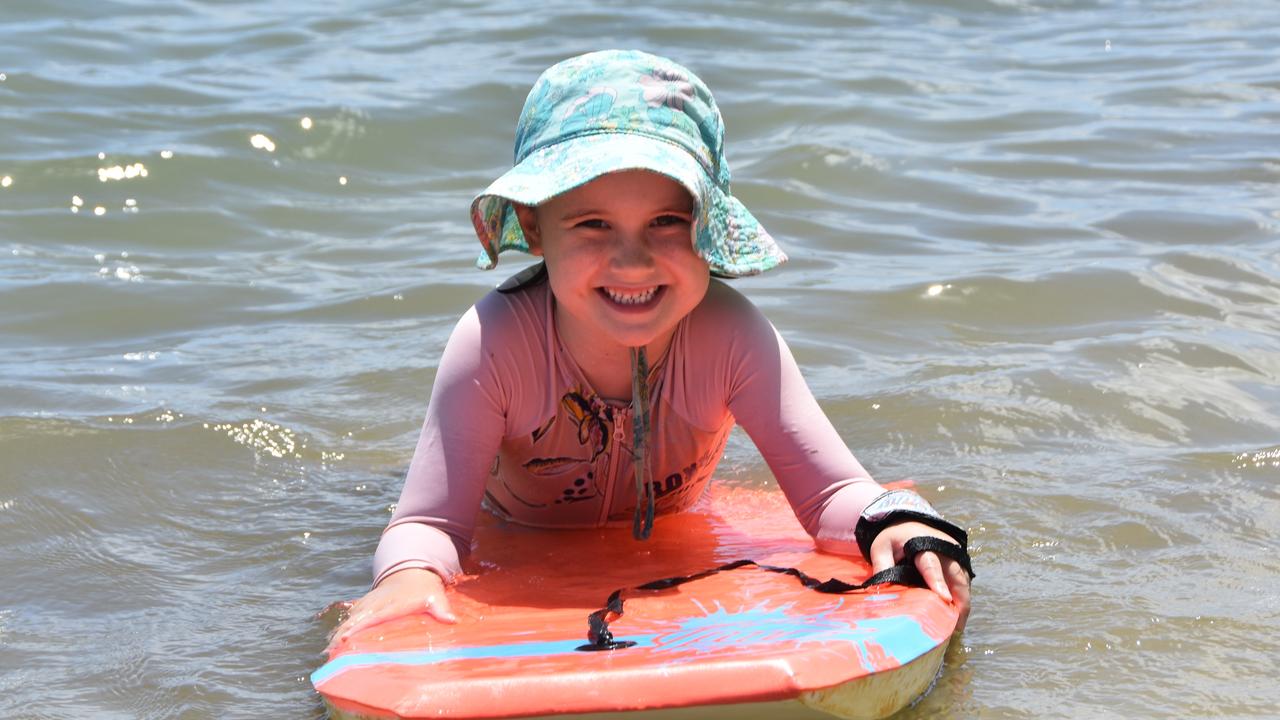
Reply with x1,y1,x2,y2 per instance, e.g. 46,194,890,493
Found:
326,568,457,654
869,521,971,633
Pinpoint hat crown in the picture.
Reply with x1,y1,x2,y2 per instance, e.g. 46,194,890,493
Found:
513,50,730,188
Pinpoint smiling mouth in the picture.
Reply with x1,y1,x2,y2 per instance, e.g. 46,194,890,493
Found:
601,286,661,306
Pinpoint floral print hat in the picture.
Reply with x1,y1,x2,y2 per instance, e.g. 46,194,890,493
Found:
470,49,787,278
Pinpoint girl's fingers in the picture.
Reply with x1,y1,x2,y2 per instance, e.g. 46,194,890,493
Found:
943,556,972,633
327,589,456,654
424,591,458,624
327,603,383,651
869,537,897,574
327,602,363,641
328,594,407,650
913,550,953,603
315,599,353,621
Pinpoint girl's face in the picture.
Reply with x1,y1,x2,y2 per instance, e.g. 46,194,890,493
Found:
515,170,711,356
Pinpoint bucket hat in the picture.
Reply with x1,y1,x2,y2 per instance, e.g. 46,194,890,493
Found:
470,49,786,278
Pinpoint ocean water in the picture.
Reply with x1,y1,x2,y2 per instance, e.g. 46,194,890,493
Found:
2,1,1278,718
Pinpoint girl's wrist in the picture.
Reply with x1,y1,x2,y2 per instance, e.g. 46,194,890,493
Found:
854,489,969,561
375,565,447,590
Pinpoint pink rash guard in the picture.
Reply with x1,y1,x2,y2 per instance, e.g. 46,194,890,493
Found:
372,268,886,587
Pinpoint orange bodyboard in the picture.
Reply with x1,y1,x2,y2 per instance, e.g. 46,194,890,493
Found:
314,486,957,719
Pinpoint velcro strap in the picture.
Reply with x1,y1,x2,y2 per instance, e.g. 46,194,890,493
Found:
902,535,976,580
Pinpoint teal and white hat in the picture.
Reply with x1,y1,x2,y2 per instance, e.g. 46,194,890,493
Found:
470,49,786,278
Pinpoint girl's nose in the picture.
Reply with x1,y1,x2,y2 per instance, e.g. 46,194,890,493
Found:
610,230,656,271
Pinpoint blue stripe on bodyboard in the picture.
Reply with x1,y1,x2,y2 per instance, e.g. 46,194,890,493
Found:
313,600,937,688
312,635,657,685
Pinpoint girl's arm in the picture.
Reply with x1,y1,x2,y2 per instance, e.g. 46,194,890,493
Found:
708,285,881,544
707,284,972,628
375,303,507,585
330,301,510,649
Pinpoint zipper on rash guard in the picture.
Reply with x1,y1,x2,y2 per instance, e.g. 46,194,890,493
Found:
598,406,629,525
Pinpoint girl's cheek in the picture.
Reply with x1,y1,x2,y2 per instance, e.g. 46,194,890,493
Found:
650,228,695,250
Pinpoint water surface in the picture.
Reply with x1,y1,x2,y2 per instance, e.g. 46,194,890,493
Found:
2,1,1279,718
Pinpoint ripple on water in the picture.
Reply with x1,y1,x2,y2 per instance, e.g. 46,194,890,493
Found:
1097,209,1273,246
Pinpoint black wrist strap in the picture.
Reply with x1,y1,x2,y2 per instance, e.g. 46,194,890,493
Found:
854,510,972,568
901,535,976,580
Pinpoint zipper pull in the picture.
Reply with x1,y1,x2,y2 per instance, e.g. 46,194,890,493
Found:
613,409,626,443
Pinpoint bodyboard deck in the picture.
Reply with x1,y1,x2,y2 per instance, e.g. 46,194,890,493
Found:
314,486,958,719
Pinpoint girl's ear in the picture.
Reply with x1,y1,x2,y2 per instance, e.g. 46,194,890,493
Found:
512,203,542,256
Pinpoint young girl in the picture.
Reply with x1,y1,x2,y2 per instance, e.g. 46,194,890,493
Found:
330,49,973,649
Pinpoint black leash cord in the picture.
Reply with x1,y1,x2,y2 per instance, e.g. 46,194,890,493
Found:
576,536,972,652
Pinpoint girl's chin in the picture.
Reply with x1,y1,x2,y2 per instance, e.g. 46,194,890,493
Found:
601,335,661,352
594,324,673,353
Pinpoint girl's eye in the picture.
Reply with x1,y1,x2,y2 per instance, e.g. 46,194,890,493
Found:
652,214,689,227
576,218,609,230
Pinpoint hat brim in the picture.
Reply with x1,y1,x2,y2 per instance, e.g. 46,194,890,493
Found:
470,132,785,278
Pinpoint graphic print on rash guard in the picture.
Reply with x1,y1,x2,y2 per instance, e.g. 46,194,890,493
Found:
512,387,614,508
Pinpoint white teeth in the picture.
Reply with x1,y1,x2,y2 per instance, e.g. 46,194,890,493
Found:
604,286,658,305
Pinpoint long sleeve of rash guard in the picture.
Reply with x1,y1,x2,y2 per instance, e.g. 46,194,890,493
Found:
706,287,884,557
371,304,506,587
